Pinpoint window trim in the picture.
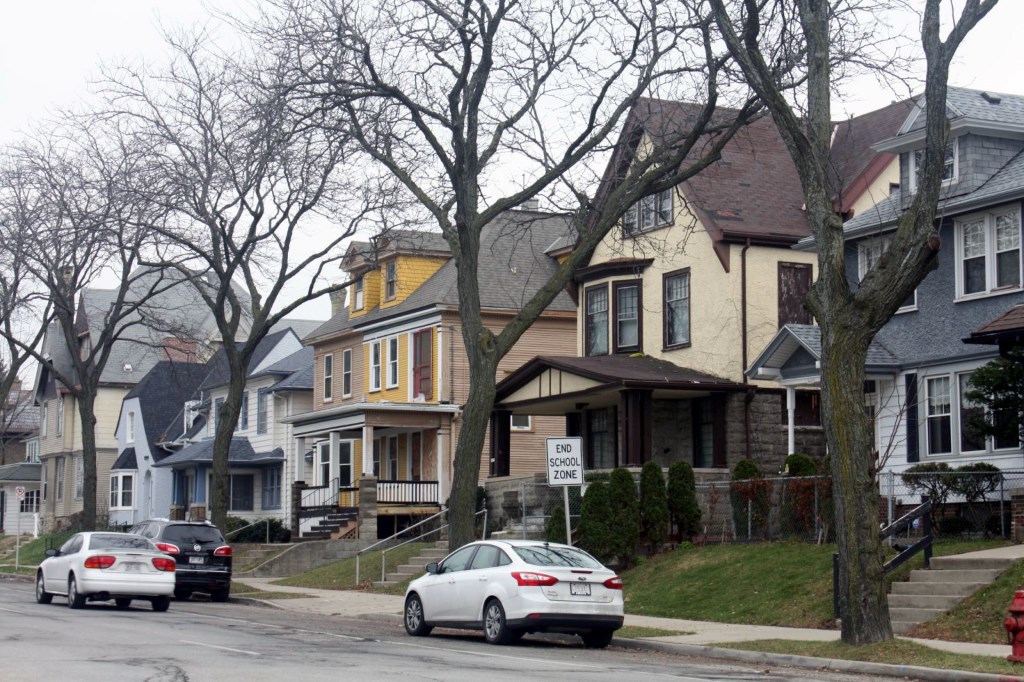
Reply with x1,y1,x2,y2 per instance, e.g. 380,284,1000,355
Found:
612,280,642,354
40,401,48,437
55,395,64,437
622,187,674,235
384,261,397,301
353,277,365,310
74,455,83,500
261,466,282,510
109,472,134,510
663,268,692,350
386,337,400,389
55,456,65,502
908,138,959,194
323,353,334,402
342,349,353,398
228,473,255,512
239,391,249,430
256,389,269,435
510,414,533,431
412,329,433,400
127,411,136,444
584,284,609,357
954,205,1023,301
370,340,382,392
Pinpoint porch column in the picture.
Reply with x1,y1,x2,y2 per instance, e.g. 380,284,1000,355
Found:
362,424,375,477
489,409,511,477
786,386,796,455
436,427,448,504
294,436,306,484
329,431,341,485
620,389,652,466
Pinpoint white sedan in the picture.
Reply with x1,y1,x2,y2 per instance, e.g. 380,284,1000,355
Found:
403,539,624,648
36,532,176,611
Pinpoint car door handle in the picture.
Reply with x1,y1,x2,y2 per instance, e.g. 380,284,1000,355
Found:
478,577,488,582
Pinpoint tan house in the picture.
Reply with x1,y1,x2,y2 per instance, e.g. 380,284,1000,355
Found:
493,98,912,476
286,212,577,538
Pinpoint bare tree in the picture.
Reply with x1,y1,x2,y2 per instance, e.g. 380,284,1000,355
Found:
256,0,801,548
708,0,997,643
98,33,396,529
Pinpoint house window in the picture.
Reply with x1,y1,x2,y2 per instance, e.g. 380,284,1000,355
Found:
372,439,381,477
261,466,282,510
387,436,399,480
127,411,136,443
958,372,1018,453
858,237,917,310
41,401,48,437
324,353,334,402
109,473,134,510
370,341,382,391
318,441,331,485
780,391,821,426
387,337,399,388
585,285,609,356
664,270,690,348
25,440,39,463
339,441,353,486
956,206,1022,298
342,349,353,397
353,278,364,310
613,281,641,353
385,261,397,300
412,329,433,400
909,138,958,194
778,262,813,326
926,376,952,455
623,188,673,234
41,460,47,501
55,456,65,502
74,455,83,500
586,409,616,469
56,395,64,436
20,489,39,513
229,474,255,511
256,389,269,435
239,391,249,430
510,414,532,431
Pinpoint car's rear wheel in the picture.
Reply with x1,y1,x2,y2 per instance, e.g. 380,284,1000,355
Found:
174,588,192,601
151,596,170,612
483,599,514,645
581,628,614,649
35,573,52,604
210,586,230,603
115,598,131,610
67,575,86,609
404,593,432,637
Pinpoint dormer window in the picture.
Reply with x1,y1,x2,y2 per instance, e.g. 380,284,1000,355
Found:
623,188,673,235
909,139,958,194
384,261,397,300
353,278,364,310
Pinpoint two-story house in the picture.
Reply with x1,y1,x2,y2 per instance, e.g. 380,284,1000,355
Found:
493,98,911,477
286,214,578,539
748,87,1024,478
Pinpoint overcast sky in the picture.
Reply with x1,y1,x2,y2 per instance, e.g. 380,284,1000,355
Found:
1,0,1021,322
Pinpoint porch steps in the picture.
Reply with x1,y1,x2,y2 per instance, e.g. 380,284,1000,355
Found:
888,555,1015,634
232,543,292,573
300,512,359,541
374,543,448,588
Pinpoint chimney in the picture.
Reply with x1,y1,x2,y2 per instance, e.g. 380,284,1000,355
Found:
10,379,22,393
520,198,540,211
329,287,346,317
163,338,199,363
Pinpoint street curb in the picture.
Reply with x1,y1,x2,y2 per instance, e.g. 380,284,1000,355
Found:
612,638,1024,682
0,572,32,583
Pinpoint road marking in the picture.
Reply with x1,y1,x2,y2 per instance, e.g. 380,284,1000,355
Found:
180,639,261,656
0,606,28,615
178,610,364,640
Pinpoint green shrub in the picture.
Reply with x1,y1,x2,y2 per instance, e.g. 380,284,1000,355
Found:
639,462,669,553
578,481,613,562
546,504,569,543
782,454,819,538
902,462,955,529
225,516,291,543
784,453,817,476
666,461,701,538
730,459,770,540
608,468,640,567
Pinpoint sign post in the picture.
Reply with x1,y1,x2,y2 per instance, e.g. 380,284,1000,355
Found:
545,437,583,546
14,486,25,570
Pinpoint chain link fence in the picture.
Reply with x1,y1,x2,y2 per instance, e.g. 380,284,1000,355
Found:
493,469,1024,544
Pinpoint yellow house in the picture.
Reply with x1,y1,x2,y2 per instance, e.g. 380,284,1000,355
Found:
286,216,577,538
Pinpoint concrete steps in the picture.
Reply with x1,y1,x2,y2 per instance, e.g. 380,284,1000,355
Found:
888,553,1017,634
301,513,359,541
375,542,448,588
232,543,292,573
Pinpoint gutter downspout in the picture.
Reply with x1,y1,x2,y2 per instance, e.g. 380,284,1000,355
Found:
741,240,753,462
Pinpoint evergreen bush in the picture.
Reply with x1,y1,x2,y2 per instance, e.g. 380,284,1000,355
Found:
577,480,613,562
666,461,701,538
639,461,669,553
545,504,568,543
608,468,640,567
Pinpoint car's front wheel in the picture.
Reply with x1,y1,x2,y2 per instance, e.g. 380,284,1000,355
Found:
151,596,170,612
67,575,86,609
483,599,514,645
35,572,52,604
404,593,432,637
581,628,614,649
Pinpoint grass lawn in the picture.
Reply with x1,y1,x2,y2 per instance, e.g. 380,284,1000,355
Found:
274,542,432,595
0,535,51,575
617,625,693,638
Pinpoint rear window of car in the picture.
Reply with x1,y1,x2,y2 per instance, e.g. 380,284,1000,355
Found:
89,534,153,550
512,545,604,569
162,525,225,544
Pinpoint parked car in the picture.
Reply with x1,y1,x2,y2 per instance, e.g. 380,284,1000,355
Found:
128,519,232,602
403,539,624,648
35,532,176,611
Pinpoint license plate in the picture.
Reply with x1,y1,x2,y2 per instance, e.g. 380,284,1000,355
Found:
122,563,142,573
188,556,206,565
570,582,591,596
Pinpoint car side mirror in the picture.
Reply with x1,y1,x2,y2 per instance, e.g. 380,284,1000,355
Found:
45,549,58,558
425,562,439,575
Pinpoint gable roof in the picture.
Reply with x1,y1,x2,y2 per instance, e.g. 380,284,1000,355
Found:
0,462,40,482
255,347,314,392
153,437,284,467
4,389,39,435
891,87,1024,144
307,210,576,342
746,324,901,382
199,329,296,391
123,361,210,459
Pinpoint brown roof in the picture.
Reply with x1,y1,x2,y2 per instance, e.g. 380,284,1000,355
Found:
965,304,1024,341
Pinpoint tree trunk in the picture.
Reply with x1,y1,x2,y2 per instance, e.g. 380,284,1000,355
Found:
77,392,98,531
209,355,248,530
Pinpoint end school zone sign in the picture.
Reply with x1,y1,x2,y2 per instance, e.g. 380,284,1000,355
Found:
546,437,584,486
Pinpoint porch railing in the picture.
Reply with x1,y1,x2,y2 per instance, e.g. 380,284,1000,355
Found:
377,480,440,505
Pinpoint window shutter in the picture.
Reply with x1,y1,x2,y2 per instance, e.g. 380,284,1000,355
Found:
905,374,919,463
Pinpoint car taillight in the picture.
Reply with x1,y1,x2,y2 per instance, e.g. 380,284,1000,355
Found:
512,571,558,587
155,542,179,555
603,576,623,590
213,545,232,557
83,555,116,569
152,557,176,572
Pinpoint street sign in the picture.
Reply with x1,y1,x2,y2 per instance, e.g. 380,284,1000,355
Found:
546,437,583,486
15,486,25,501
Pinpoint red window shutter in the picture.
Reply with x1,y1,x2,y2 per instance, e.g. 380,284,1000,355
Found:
413,330,433,400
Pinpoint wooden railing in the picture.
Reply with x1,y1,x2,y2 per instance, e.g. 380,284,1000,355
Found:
376,480,440,505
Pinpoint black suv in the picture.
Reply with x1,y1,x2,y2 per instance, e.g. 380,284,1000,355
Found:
129,519,232,602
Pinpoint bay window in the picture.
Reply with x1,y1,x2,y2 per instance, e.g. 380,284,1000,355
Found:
956,206,1022,298
109,472,134,510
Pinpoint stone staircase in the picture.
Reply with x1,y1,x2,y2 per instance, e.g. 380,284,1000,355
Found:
374,542,449,588
888,554,1016,634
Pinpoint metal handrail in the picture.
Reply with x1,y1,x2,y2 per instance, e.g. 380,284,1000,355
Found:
301,478,340,507
355,507,488,585
379,509,487,584
225,517,273,544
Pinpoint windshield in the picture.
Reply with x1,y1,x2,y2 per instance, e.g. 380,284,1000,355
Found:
88,534,153,551
513,545,604,569
163,525,225,544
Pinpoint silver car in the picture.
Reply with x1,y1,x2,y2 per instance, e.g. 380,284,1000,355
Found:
404,539,624,648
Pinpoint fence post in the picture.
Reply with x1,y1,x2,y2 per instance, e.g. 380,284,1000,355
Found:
747,501,752,540
1001,476,1006,539
886,471,895,546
